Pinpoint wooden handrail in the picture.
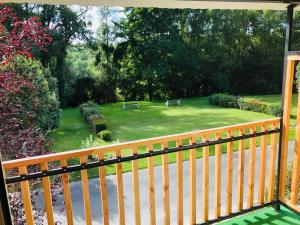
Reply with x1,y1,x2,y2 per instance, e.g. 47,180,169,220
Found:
3,118,280,170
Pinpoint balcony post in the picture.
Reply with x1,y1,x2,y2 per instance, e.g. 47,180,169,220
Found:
0,153,13,225
275,3,295,211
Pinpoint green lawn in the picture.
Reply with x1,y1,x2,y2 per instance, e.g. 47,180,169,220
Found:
49,95,296,179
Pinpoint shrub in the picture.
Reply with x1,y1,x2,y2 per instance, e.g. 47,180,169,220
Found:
237,97,268,114
92,119,107,133
99,130,112,141
238,97,281,117
266,104,281,117
209,93,237,108
82,107,98,122
79,101,97,116
88,114,102,124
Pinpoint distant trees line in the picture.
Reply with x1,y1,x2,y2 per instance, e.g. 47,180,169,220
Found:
8,5,300,107
66,8,300,107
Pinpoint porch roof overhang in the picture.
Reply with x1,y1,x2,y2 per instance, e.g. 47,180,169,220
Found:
2,0,300,10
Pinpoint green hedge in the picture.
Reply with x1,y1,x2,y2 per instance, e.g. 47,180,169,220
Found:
98,130,112,141
80,101,98,116
79,102,109,135
92,118,107,133
237,97,281,116
82,107,98,122
209,93,237,108
209,94,281,117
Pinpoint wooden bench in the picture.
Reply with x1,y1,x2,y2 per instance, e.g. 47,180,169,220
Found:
165,99,181,107
123,102,139,110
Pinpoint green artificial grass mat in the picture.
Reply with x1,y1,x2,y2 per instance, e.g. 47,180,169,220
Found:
218,206,300,225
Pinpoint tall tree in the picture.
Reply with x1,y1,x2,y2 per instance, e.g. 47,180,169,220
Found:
10,4,91,106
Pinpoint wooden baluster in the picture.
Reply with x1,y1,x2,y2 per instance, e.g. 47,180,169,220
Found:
279,59,295,200
19,166,34,225
226,131,233,215
258,125,267,204
202,135,209,222
115,150,126,225
176,139,184,225
268,124,278,202
147,145,156,225
237,129,245,211
214,133,221,218
61,160,74,225
80,156,92,225
131,147,141,225
41,162,55,225
291,84,300,204
98,152,109,225
189,137,196,225
248,127,256,208
162,142,170,225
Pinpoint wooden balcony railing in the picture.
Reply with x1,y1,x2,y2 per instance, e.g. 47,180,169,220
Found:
3,117,288,225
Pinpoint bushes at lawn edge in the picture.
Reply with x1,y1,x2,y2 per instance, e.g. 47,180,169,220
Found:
209,93,238,108
98,130,112,141
209,94,281,117
79,101,109,134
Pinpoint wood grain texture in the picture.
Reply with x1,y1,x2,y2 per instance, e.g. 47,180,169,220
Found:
147,145,156,225
268,124,277,202
61,160,74,225
247,127,256,208
214,133,222,218
176,140,183,225
279,59,295,200
98,152,109,225
131,147,141,225
237,129,245,211
80,156,92,225
258,126,267,204
115,150,126,225
19,166,34,225
41,162,55,225
162,142,170,225
291,82,300,204
202,136,209,222
226,131,233,215
189,137,196,225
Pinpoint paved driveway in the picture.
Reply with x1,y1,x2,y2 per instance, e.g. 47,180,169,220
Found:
52,142,296,225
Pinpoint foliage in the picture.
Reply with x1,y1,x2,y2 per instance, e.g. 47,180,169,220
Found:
237,97,281,116
82,107,98,122
0,5,51,64
2,56,60,131
237,97,268,114
0,6,62,225
79,102,108,133
98,130,112,141
79,100,98,115
9,4,91,106
65,46,119,107
0,5,56,157
209,93,237,108
113,8,286,100
93,119,107,133
266,104,281,117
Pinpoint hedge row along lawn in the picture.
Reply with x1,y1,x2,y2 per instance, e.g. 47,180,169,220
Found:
49,95,297,180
